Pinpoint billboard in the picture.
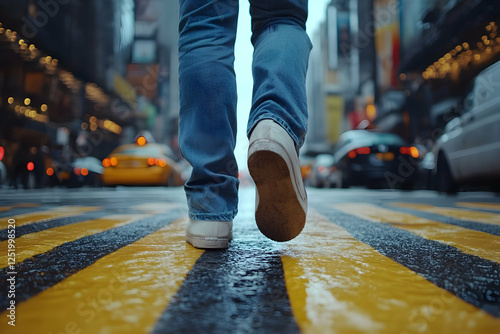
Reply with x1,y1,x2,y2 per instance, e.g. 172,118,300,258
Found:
327,6,351,70
132,39,157,63
132,0,161,63
325,95,344,144
374,0,400,92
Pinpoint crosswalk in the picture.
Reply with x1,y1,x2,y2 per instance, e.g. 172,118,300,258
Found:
8,218,203,334
391,202,500,225
0,194,499,333
1,206,98,228
281,211,498,333
332,203,500,263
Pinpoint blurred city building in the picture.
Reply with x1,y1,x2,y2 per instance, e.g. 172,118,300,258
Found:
0,0,180,187
306,0,378,154
305,0,500,153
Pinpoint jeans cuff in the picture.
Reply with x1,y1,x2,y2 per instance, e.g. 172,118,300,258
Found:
188,210,238,222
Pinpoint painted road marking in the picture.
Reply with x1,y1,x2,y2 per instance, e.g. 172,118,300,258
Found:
153,213,299,333
0,203,43,219
0,210,186,310
0,218,203,334
131,202,183,214
333,203,500,264
383,204,500,237
0,214,151,268
12,203,40,208
0,203,40,212
0,211,108,242
392,203,500,226
2,205,100,227
282,211,500,334
313,203,500,317
457,202,500,211
0,206,13,212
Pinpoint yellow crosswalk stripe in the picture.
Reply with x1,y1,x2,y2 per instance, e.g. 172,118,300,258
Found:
333,203,500,264
16,203,40,207
0,203,40,213
457,202,500,211
0,206,12,212
0,217,203,334
2,206,99,227
281,211,500,334
391,203,500,226
131,202,183,214
0,214,151,268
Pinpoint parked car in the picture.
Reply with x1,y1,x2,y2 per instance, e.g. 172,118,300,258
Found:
299,154,315,183
45,157,72,187
102,136,183,187
433,60,500,192
68,157,103,187
332,130,419,189
416,151,436,190
306,154,336,188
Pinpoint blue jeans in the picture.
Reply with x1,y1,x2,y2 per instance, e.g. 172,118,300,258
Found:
178,0,311,221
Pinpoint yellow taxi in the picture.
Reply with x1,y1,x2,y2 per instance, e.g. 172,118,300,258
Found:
102,136,184,186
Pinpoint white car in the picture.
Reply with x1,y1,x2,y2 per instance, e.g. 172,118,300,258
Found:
434,60,500,192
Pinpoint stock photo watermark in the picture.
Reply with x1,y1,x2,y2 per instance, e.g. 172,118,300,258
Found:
6,218,17,327
22,0,71,38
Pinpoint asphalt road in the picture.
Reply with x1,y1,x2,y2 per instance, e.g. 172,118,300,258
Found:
0,186,499,333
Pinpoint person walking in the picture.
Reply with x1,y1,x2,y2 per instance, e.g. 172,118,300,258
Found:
178,0,311,248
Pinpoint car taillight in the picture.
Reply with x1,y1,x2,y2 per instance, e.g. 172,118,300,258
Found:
400,147,419,158
103,158,111,167
136,136,147,146
27,161,35,171
155,158,167,167
410,147,419,158
147,157,166,167
74,167,81,176
349,147,371,159
356,147,371,154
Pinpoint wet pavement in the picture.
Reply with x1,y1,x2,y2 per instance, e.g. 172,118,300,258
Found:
0,186,499,333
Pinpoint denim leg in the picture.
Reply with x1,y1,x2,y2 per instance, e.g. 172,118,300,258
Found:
247,0,311,150
178,0,239,221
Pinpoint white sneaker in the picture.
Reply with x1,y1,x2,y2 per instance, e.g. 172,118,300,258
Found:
248,119,307,242
186,219,233,249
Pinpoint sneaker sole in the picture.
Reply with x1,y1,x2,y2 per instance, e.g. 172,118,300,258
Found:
186,233,230,249
248,149,306,242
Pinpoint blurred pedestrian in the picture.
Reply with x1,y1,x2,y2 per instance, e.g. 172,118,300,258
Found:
179,0,310,248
